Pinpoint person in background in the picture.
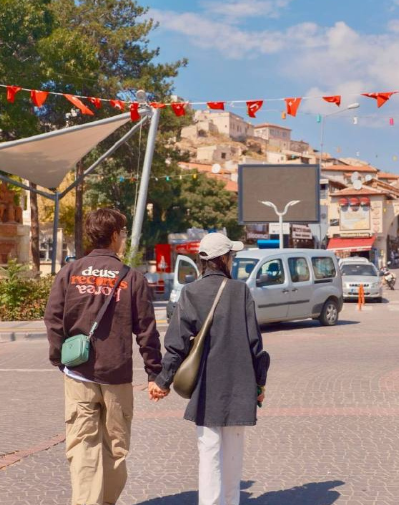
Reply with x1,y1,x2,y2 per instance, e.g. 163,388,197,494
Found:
153,232,270,505
45,208,164,505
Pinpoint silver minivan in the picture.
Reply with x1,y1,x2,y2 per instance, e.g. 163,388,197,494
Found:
167,248,343,326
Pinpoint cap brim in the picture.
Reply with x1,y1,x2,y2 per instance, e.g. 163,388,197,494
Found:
231,241,244,252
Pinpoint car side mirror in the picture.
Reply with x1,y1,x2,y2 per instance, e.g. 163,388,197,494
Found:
256,274,269,287
185,274,196,284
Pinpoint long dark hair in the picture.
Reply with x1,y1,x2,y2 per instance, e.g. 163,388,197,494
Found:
199,252,232,279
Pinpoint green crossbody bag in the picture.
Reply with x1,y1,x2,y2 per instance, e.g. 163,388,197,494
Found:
61,265,130,368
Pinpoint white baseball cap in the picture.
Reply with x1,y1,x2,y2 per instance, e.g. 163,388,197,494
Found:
199,233,244,260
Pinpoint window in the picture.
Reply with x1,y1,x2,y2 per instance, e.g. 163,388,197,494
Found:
257,259,285,285
288,257,310,283
232,258,259,281
221,152,226,159
178,260,198,284
312,257,336,279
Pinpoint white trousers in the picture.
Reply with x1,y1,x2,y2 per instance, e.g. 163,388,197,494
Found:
197,426,245,505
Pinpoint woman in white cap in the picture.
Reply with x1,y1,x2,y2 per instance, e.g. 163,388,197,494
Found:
154,232,270,505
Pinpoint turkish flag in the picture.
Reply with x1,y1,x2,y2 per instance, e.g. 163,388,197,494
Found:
87,97,102,109
149,102,166,109
171,103,187,116
246,100,263,118
31,90,49,107
285,97,302,117
207,102,225,110
64,94,94,115
110,99,125,111
323,95,341,107
6,85,21,103
130,102,141,121
362,92,396,108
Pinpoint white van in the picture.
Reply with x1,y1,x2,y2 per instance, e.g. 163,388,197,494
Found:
167,248,343,326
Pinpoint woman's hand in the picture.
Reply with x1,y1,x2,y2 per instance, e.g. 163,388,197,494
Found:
148,381,170,402
257,385,265,405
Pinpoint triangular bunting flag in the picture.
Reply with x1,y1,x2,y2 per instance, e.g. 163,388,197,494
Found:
171,103,187,116
31,90,49,107
6,85,21,103
110,99,125,111
361,92,396,108
323,95,341,107
285,97,302,117
149,102,166,109
246,100,263,118
87,97,102,109
130,103,140,121
64,94,94,115
207,102,225,110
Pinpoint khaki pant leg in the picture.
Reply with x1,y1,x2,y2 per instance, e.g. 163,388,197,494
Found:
65,376,104,505
101,383,133,504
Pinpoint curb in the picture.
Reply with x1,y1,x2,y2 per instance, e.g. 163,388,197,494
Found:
0,332,47,342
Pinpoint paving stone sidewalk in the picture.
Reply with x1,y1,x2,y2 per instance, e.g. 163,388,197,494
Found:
1,291,399,504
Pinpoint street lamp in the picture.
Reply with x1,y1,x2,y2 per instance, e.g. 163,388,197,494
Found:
259,200,301,249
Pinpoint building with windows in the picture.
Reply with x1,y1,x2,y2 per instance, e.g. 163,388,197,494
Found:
253,123,292,151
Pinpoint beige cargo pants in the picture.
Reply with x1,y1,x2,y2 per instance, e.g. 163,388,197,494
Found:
64,375,133,505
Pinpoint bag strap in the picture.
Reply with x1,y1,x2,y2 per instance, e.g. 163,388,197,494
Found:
200,277,228,335
88,264,130,338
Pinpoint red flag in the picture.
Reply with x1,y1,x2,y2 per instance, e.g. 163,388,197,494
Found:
207,102,225,110
130,103,140,121
31,90,49,107
6,85,21,103
285,97,302,117
246,100,263,118
362,92,396,108
149,102,166,109
110,99,125,111
87,97,102,109
323,95,341,107
171,103,187,116
64,94,94,115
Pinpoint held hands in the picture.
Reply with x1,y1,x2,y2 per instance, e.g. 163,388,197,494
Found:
148,381,170,402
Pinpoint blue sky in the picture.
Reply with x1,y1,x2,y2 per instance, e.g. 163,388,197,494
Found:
144,0,399,172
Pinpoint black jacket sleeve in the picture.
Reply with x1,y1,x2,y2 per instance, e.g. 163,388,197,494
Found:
245,285,270,386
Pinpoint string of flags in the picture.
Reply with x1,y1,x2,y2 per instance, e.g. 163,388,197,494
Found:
1,83,399,121
88,172,201,183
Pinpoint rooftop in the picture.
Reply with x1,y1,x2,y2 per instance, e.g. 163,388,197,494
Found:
322,165,378,173
254,123,292,131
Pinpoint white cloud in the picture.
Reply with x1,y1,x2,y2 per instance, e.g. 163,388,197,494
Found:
201,0,292,22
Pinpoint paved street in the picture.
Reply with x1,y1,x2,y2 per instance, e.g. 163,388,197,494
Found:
1,290,399,505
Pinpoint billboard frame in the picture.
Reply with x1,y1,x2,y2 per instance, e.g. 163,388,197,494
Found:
238,163,321,224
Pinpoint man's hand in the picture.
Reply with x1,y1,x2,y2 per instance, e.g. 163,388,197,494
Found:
148,381,170,402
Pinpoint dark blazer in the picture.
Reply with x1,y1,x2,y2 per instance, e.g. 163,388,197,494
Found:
156,269,270,427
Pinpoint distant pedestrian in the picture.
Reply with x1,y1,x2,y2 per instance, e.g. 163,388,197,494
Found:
152,232,270,505
45,208,164,505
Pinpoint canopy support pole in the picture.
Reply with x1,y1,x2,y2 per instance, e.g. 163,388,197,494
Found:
130,107,160,259
51,192,60,275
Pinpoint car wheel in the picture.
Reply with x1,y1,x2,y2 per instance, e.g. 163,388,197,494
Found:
376,296,383,303
319,299,339,326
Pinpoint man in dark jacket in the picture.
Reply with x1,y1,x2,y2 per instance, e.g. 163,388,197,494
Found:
45,208,162,505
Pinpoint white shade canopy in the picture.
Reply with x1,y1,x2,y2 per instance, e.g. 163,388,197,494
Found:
0,113,131,189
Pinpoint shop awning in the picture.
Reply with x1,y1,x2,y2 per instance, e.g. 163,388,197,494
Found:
327,236,376,252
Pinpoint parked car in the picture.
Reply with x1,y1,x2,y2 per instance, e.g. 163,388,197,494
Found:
340,262,383,302
338,256,370,267
167,249,343,326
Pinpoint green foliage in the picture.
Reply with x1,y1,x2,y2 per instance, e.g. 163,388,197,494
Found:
0,260,53,320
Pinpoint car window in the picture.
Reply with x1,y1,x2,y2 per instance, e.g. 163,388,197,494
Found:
177,260,198,284
257,259,285,285
341,264,378,277
232,258,259,281
312,257,336,279
288,257,310,283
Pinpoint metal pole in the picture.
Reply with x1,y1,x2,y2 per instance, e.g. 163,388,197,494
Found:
278,213,284,249
51,192,60,275
130,107,161,259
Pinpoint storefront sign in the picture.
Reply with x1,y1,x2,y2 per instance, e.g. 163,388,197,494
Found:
174,240,201,255
269,223,290,235
292,225,313,240
340,206,370,231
